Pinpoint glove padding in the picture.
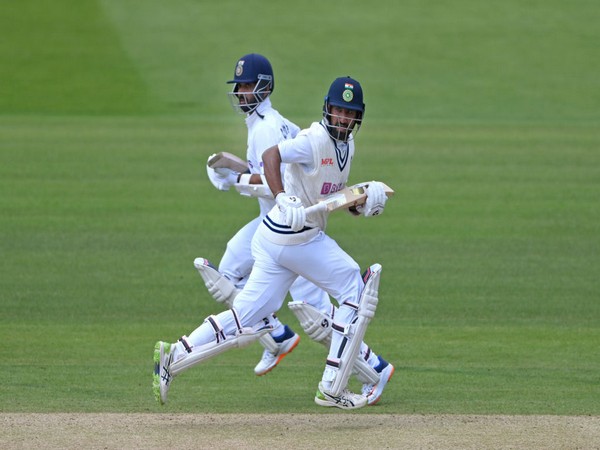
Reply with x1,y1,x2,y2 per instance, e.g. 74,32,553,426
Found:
357,181,387,217
206,164,239,191
276,193,306,232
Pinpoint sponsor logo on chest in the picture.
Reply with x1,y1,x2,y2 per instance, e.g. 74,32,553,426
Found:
320,182,345,195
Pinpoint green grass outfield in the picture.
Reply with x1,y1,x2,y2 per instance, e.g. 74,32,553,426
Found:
1,0,599,414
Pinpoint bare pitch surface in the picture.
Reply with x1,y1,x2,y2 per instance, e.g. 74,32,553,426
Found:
2,414,599,449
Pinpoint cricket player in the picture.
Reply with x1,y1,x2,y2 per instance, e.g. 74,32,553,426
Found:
154,75,394,409
201,53,313,376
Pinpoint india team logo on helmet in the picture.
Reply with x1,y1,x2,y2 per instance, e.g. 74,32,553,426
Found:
343,83,354,102
235,60,245,77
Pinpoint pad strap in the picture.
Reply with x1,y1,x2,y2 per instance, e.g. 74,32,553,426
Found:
230,308,244,334
179,336,193,354
205,315,227,343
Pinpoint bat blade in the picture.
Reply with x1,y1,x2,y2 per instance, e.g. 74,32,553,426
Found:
207,152,248,173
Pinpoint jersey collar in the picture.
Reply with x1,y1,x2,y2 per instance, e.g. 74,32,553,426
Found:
246,97,272,125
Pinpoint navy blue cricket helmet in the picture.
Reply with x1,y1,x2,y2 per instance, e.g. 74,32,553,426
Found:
323,76,365,141
227,53,274,114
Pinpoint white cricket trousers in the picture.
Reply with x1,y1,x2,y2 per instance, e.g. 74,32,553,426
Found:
218,217,260,288
217,216,333,313
233,229,363,328
186,229,361,349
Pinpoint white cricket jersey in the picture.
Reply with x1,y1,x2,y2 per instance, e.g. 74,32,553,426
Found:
245,98,300,216
261,120,355,244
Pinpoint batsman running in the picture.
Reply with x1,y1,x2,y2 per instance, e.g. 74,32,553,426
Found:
200,53,311,376
154,75,394,409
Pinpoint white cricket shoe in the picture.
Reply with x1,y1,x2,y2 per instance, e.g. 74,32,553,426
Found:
362,359,395,405
254,325,300,376
153,341,174,405
314,382,368,409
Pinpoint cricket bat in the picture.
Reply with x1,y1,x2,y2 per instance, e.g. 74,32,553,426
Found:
207,152,248,173
305,182,394,215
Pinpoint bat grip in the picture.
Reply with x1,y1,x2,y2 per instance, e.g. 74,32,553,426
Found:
304,202,327,216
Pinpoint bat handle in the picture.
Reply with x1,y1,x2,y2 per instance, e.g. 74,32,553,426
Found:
305,202,327,216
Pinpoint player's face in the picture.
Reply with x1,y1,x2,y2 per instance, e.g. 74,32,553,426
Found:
235,82,259,112
330,106,358,123
327,106,359,141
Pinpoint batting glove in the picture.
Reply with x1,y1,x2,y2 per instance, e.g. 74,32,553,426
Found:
357,181,387,217
206,165,239,191
276,193,306,232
